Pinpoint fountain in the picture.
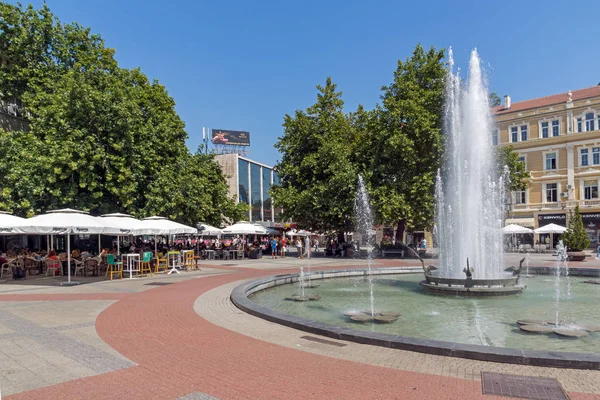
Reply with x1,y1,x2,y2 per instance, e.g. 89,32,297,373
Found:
421,48,524,296
517,240,598,338
344,176,400,323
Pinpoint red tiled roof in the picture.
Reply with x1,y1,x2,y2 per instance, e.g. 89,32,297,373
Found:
491,86,600,115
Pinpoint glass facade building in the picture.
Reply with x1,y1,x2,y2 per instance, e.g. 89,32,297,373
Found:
226,155,281,225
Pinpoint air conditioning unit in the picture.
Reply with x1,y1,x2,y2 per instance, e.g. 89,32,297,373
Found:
559,192,568,198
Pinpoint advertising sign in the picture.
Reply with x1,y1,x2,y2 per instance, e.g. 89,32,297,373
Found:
211,129,250,146
537,213,566,227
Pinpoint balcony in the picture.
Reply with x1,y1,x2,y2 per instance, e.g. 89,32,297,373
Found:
580,199,600,208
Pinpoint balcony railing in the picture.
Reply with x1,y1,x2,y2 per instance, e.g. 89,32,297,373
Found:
580,199,600,208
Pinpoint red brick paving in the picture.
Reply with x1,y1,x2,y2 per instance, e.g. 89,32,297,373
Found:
4,264,599,400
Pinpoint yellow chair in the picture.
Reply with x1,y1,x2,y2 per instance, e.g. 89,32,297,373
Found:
105,254,123,280
183,251,195,271
154,256,168,274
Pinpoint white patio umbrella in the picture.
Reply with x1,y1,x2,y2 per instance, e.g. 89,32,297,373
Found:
133,216,197,256
0,211,27,234
17,209,117,285
221,221,266,235
502,224,533,251
196,222,222,236
502,224,533,234
286,229,312,237
534,223,567,249
100,213,146,255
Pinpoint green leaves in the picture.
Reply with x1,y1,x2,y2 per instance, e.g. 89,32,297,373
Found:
563,206,590,252
273,77,358,234
0,3,240,227
496,145,529,192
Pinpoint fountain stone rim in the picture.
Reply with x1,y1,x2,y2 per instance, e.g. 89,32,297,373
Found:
230,267,600,370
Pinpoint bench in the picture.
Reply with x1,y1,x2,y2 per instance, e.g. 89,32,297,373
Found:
381,249,405,258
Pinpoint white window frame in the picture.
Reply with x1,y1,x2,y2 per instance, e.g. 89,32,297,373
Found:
509,122,530,143
538,118,562,139
492,129,499,146
593,146,600,165
539,121,549,138
543,182,559,203
543,150,558,171
513,190,527,205
583,180,599,200
576,109,598,133
580,147,590,167
517,154,527,169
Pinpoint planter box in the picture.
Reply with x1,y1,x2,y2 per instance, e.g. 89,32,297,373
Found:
567,251,586,262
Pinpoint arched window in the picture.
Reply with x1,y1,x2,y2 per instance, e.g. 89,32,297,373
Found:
585,112,595,132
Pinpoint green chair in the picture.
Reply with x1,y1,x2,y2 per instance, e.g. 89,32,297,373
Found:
105,254,123,280
135,252,153,276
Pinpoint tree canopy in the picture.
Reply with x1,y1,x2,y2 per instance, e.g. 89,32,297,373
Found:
271,78,358,235
496,145,529,192
0,3,245,225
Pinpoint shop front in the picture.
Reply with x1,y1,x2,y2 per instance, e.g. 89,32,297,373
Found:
581,212,600,248
537,213,566,248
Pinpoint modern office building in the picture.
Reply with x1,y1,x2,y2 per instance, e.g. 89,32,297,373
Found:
493,86,600,246
214,153,283,227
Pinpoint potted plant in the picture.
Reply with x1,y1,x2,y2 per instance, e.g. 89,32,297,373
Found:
563,206,590,261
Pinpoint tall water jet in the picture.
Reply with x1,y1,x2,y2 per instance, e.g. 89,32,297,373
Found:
355,176,376,317
436,48,505,279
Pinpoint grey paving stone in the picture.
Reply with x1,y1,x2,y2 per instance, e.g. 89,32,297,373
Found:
0,309,134,374
178,392,220,400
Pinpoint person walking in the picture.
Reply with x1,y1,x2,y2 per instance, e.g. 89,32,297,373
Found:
313,238,319,253
281,236,287,258
304,236,311,259
296,238,303,259
596,243,600,259
270,237,278,259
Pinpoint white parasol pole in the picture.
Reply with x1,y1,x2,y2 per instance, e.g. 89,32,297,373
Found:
117,235,120,255
98,234,101,255
67,233,71,283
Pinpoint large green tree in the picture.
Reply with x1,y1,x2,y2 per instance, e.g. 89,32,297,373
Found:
0,3,242,225
496,145,529,192
362,44,446,238
272,78,358,237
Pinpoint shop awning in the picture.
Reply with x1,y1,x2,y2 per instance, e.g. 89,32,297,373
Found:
505,218,535,228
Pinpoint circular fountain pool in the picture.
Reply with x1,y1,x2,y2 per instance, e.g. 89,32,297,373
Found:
233,270,600,369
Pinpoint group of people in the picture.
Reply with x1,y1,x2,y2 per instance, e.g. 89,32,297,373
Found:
269,236,319,259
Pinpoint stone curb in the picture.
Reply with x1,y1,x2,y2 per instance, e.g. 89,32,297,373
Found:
230,268,600,370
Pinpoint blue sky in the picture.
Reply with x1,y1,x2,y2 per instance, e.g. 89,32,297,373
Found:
15,0,600,166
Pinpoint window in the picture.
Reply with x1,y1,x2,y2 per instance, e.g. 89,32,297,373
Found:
492,129,498,146
520,125,528,141
238,159,249,205
585,112,595,132
584,181,598,200
541,122,549,138
262,168,272,222
511,127,518,143
552,120,560,136
546,183,558,202
273,172,283,222
545,152,557,170
250,163,262,221
594,147,600,165
581,148,589,166
577,118,583,132
517,156,526,169
514,191,526,204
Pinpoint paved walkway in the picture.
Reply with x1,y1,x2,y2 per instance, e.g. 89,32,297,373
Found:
0,255,598,399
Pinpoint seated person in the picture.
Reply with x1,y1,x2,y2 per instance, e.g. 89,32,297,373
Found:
0,252,7,266
71,248,81,258
47,250,58,260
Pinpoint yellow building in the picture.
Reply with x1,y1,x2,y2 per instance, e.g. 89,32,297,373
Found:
493,86,600,247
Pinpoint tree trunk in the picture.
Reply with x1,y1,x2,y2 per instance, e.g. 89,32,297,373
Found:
395,220,405,244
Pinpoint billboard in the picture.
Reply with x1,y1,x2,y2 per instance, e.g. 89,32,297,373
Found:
211,129,250,146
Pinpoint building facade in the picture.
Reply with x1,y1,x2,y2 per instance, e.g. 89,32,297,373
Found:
493,86,600,247
214,153,283,227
